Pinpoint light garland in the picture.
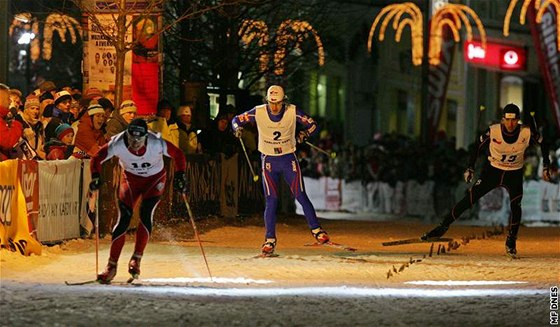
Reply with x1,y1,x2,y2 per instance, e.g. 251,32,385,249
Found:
504,0,560,50
8,13,41,61
273,20,325,76
429,4,486,65
368,3,423,66
239,19,325,76
239,19,269,72
42,13,81,60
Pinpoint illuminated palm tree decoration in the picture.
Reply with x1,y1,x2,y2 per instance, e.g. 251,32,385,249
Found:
239,19,325,76
239,19,269,72
504,0,560,50
42,13,81,60
273,20,325,75
368,2,486,66
9,12,81,61
429,4,486,65
367,3,424,66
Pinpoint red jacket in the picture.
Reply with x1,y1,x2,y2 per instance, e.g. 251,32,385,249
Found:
74,114,108,157
0,106,23,161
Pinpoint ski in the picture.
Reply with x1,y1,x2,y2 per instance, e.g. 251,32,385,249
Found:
253,253,280,259
382,237,454,246
65,280,98,286
304,241,357,252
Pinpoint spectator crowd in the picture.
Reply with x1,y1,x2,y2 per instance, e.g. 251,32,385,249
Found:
1,81,559,191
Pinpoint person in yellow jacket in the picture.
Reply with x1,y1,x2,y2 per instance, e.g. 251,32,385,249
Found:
147,99,179,147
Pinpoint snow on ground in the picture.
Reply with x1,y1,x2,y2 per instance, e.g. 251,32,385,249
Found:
1,216,559,326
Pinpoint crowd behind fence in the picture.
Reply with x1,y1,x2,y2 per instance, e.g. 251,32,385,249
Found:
1,131,559,253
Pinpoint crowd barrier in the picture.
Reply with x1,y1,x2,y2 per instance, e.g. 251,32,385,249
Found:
296,177,560,225
4,156,557,256
0,154,264,255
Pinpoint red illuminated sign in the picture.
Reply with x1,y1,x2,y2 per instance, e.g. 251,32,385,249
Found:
464,40,527,71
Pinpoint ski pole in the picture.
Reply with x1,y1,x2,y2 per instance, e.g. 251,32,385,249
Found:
529,111,539,132
182,193,213,281
94,190,99,276
305,141,336,159
239,137,259,182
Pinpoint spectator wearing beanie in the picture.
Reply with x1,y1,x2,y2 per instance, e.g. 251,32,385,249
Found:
15,94,46,159
46,123,77,160
177,104,201,154
105,99,137,138
84,87,103,101
45,90,74,141
97,97,115,118
74,103,108,157
148,99,179,147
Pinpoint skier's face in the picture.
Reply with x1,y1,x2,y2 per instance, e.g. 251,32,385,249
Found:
126,132,146,151
502,117,519,133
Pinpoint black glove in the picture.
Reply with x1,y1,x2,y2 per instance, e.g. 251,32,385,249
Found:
297,131,309,144
173,171,188,194
543,166,551,182
89,173,101,192
233,127,243,139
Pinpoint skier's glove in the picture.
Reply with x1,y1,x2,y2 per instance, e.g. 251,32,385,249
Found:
543,166,551,182
89,173,101,192
463,168,474,183
173,171,188,194
297,131,309,144
233,127,243,139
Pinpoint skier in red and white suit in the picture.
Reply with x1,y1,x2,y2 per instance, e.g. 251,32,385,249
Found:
90,118,187,283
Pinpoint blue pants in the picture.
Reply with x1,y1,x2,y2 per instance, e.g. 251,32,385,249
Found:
261,153,320,239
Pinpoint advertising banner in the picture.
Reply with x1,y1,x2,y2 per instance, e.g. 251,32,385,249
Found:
36,160,82,242
0,160,42,256
529,5,560,131
19,160,39,236
427,27,455,141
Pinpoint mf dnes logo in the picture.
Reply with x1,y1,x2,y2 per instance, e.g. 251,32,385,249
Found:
0,185,15,226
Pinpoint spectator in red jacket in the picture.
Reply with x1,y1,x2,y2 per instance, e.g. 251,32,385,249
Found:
0,83,23,161
46,123,76,160
74,103,108,157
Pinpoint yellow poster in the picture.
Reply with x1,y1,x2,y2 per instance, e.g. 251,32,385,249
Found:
0,160,42,256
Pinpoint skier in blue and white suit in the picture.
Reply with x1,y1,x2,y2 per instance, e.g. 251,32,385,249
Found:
231,85,330,256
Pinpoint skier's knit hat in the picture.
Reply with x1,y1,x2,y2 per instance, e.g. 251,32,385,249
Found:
503,103,520,119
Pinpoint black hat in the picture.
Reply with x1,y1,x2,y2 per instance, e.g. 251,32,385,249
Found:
503,103,520,119
127,118,148,137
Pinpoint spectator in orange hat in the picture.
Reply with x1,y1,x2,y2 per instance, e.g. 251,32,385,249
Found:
84,87,103,101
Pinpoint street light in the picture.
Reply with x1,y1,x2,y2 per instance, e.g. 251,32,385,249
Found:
17,32,35,95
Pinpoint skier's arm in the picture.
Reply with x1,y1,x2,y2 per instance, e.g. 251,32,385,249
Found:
163,139,187,173
90,143,111,176
467,128,490,169
231,108,256,134
295,107,318,138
